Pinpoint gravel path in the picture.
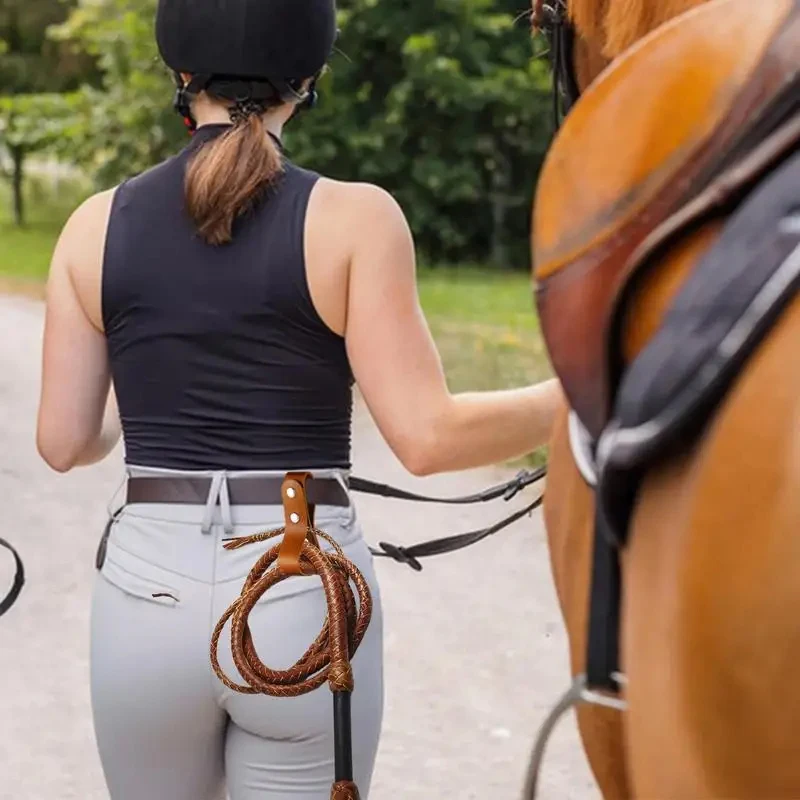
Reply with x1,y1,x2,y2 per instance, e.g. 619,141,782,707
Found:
0,293,599,800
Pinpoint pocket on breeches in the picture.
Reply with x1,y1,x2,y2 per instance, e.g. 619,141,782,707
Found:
98,524,182,608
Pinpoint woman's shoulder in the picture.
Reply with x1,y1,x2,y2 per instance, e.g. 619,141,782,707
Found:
44,187,119,330
59,188,119,255
309,177,411,236
57,185,118,278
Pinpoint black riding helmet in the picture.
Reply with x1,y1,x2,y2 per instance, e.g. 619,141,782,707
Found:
156,0,338,129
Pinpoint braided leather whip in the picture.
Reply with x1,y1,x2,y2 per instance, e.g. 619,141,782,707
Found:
210,473,372,800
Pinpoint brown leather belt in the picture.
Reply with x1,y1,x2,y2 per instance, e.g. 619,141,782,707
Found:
126,476,350,507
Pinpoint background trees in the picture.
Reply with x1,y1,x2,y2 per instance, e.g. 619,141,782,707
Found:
0,0,95,225
0,0,553,268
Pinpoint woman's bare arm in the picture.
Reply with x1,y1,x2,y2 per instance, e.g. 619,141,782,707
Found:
343,184,562,476
37,191,121,472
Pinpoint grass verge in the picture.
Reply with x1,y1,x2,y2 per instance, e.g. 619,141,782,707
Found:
418,267,552,467
0,171,92,288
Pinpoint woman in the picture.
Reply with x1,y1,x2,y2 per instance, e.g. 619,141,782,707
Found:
36,0,562,797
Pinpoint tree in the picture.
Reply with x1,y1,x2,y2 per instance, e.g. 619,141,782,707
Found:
0,0,94,224
49,0,185,189
289,0,554,266
0,93,78,225
56,0,554,266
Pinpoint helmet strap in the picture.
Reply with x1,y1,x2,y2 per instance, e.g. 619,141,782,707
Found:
171,73,320,134
285,74,321,123
173,72,212,134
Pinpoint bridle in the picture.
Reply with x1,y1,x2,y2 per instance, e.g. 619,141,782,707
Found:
533,0,582,130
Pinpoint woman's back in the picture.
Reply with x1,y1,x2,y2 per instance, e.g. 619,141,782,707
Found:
103,124,353,470
34,1,561,797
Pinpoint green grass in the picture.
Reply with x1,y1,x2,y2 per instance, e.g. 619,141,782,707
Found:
0,171,92,285
418,267,552,467
418,266,552,393
0,221,63,282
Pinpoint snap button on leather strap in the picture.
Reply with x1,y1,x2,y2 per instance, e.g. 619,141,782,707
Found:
278,472,319,576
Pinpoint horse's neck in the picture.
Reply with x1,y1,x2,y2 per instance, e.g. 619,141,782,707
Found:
572,32,609,93
565,2,718,367
570,0,712,66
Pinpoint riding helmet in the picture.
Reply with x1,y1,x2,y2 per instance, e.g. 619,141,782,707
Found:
156,0,338,83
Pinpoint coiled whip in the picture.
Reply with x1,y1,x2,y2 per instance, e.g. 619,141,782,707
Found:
211,472,372,800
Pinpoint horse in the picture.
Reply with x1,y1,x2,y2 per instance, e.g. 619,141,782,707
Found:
526,0,800,797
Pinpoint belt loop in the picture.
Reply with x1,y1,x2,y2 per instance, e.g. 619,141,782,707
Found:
201,472,224,535
219,472,234,536
334,471,356,526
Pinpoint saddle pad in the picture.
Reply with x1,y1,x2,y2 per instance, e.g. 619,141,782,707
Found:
597,150,800,540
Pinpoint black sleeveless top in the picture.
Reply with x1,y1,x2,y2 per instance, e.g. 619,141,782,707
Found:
102,124,354,471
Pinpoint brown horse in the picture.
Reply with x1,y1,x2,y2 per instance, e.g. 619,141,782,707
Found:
528,0,800,797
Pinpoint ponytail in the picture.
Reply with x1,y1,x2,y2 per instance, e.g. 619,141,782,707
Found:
185,115,283,246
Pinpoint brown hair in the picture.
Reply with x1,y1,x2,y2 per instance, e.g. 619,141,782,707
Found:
185,113,284,246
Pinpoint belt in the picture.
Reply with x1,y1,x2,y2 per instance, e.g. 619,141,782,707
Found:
125,476,350,508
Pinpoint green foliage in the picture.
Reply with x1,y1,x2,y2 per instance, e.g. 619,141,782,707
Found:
288,0,553,266
0,92,77,151
0,169,91,281
0,0,96,223
0,0,91,94
36,0,554,265
419,264,551,389
48,0,184,186
0,90,82,225
417,265,551,466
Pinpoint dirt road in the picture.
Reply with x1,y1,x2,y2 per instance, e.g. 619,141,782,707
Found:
0,293,599,799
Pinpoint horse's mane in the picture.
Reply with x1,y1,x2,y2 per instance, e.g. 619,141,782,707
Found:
569,0,710,57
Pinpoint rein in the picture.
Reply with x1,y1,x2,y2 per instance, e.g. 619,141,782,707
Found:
533,0,582,129
0,538,25,618
355,467,547,570
0,466,546,624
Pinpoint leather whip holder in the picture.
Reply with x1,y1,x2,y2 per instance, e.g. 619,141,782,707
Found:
210,472,372,800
